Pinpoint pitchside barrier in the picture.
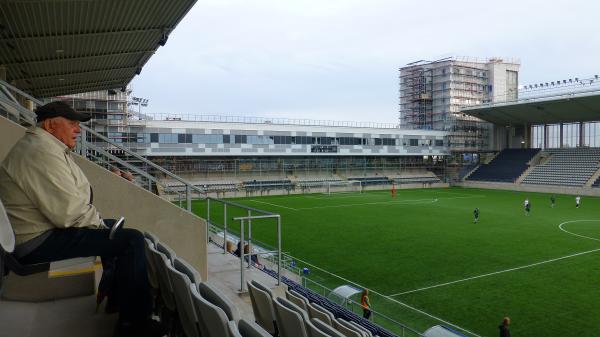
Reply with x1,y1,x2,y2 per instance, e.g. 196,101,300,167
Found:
205,219,478,337
192,194,476,337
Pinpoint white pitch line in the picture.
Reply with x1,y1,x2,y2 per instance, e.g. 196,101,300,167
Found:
248,200,298,211
296,195,482,210
558,220,600,242
295,198,439,210
390,219,600,297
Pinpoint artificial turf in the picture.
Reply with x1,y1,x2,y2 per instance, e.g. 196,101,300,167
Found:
191,187,600,337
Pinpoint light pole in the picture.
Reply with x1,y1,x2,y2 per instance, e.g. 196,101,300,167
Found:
128,96,149,120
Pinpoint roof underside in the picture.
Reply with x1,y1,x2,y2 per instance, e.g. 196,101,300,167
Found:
462,93,600,125
0,0,196,98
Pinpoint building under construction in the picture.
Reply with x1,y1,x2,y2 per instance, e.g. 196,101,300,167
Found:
399,57,519,152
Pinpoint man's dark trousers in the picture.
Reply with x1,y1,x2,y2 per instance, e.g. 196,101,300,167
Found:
19,227,152,322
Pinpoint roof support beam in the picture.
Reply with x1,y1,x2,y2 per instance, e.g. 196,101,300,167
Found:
11,66,137,81
0,28,166,43
3,49,155,67
31,77,131,94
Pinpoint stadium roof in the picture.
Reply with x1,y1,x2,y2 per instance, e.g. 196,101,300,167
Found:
462,91,600,125
0,0,196,98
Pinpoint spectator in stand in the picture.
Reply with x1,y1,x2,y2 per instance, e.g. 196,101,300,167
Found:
111,166,134,182
361,288,372,320
244,243,262,268
499,317,511,337
0,101,164,337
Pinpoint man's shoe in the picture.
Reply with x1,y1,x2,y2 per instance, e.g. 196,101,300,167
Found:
114,318,168,337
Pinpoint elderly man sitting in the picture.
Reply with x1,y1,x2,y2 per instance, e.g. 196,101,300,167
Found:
0,101,165,337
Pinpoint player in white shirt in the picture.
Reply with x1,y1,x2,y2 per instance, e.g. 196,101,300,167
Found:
576,196,581,208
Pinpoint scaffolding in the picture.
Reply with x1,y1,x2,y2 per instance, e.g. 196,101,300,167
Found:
399,57,519,152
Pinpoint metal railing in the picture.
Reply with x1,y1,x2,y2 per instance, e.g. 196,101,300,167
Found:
203,197,282,291
133,112,400,129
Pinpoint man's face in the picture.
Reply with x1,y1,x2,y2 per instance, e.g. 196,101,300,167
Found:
45,117,81,149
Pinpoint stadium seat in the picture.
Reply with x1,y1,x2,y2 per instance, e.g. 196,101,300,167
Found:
307,301,336,326
247,281,278,335
337,318,370,337
335,320,364,337
146,241,177,313
190,284,229,337
286,289,309,311
468,148,540,183
166,256,202,337
198,282,240,322
0,199,96,300
227,319,272,337
311,318,346,337
273,296,309,337
143,237,159,290
348,320,375,337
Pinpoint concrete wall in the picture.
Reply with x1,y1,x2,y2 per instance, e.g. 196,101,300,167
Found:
0,116,208,280
460,181,600,197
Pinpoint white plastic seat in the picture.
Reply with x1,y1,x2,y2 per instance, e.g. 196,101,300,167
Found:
285,289,309,311
247,280,277,335
307,301,336,326
198,282,240,322
166,256,201,337
311,318,346,337
191,284,229,337
273,297,308,337
227,319,272,337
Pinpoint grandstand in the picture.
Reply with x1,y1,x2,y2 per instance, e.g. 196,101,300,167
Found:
462,89,600,196
467,148,540,183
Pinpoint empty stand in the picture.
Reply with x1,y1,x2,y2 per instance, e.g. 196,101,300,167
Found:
522,148,600,187
467,149,540,183
348,177,391,186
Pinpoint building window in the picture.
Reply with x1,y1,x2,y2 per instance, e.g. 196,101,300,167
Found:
409,139,419,146
234,135,247,144
158,134,178,144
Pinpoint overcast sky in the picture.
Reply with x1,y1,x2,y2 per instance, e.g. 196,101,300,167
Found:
131,0,600,123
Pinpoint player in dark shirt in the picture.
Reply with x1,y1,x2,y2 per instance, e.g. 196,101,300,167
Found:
473,208,479,224
499,317,511,337
550,195,555,208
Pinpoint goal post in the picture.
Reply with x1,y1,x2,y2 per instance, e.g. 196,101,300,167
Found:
322,180,362,195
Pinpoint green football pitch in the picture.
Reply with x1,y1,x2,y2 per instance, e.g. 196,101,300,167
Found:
191,187,600,337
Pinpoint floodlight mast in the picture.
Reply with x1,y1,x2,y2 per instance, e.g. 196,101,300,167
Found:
129,96,149,120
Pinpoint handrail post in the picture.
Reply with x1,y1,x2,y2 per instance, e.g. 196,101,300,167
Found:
247,209,252,268
186,184,192,212
277,215,282,286
223,204,228,254
207,198,211,242
239,219,245,292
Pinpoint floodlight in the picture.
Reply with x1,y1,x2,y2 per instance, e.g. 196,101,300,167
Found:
159,32,168,46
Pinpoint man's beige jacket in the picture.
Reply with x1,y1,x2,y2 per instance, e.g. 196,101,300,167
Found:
0,127,103,245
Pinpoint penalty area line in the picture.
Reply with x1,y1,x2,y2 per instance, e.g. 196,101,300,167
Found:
248,200,298,211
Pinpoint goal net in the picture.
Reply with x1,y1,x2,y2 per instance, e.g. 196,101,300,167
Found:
322,180,362,195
